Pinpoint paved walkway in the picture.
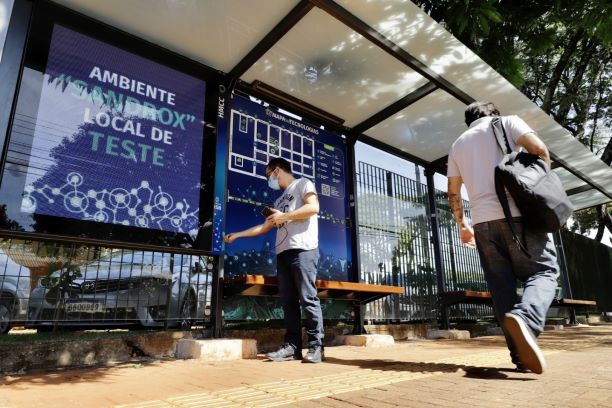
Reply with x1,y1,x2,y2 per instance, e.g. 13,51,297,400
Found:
1,324,612,407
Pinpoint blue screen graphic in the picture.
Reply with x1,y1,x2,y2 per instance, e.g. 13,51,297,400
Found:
21,25,206,236
224,95,352,281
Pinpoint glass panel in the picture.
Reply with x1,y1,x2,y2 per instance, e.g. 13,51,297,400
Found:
355,143,490,322
336,0,489,97
241,7,429,127
366,89,466,162
0,237,214,331
569,190,610,212
53,0,301,72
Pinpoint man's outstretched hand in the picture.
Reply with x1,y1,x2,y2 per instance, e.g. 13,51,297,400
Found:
224,233,238,243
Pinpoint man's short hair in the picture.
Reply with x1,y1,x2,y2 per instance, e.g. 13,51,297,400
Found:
464,102,501,126
266,157,292,175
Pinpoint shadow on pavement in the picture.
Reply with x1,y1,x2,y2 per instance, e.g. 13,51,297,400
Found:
0,358,167,387
322,357,536,381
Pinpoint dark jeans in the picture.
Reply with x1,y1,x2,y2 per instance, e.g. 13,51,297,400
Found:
474,218,559,364
276,248,324,349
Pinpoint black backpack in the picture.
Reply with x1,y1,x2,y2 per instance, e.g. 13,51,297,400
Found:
492,117,574,255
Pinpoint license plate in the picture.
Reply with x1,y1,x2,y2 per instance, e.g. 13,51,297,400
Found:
65,302,104,313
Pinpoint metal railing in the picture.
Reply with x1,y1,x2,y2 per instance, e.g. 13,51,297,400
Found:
357,162,494,323
0,238,213,334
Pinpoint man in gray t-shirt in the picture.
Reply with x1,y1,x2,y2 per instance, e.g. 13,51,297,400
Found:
224,157,324,363
447,102,560,375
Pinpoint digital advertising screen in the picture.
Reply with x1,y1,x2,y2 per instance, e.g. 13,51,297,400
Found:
0,10,221,250
223,94,352,281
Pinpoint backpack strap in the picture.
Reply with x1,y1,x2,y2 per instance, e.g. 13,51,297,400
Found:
494,169,531,257
491,116,512,154
491,118,531,257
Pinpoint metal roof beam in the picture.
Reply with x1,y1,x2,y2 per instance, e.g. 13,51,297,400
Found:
357,134,430,169
229,0,313,78
352,82,438,135
566,185,594,196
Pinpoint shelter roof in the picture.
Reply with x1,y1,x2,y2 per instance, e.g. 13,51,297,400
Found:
53,0,612,210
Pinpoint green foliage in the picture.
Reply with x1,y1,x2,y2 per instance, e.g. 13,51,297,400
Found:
415,0,612,243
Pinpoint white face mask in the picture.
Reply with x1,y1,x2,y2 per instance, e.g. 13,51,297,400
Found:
267,169,280,190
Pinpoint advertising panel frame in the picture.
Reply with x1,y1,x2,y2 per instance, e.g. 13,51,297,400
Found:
0,0,227,254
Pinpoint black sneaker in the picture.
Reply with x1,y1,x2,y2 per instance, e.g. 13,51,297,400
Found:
514,362,530,373
302,345,324,363
266,343,302,362
503,313,546,374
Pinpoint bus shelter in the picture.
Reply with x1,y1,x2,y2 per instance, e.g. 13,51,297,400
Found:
0,0,610,335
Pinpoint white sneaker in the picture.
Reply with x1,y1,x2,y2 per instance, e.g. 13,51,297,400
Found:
503,313,546,374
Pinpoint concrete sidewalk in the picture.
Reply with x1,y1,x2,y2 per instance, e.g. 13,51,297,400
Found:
1,324,611,408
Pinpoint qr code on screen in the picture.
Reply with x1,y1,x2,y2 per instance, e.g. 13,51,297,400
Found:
321,184,331,196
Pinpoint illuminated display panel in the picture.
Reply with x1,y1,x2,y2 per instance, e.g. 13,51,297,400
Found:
224,94,352,281
0,2,223,250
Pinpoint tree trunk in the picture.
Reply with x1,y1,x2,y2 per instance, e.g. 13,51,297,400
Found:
594,205,612,243
541,30,583,114
555,39,598,122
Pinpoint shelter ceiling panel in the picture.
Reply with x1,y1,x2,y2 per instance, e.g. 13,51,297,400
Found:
338,0,612,205
52,0,301,72
553,168,588,192
364,89,465,163
240,7,429,127
569,190,610,212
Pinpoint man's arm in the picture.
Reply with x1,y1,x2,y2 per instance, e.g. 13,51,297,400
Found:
267,192,319,226
224,219,275,244
448,176,476,248
516,132,550,164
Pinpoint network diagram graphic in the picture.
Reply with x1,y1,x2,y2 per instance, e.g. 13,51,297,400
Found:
228,109,316,182
21,172,199,234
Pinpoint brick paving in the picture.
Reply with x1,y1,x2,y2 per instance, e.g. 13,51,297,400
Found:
1,324,611,407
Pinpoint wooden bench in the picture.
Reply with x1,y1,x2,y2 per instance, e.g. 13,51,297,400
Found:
223,274,404,333
551,298,598,325
439,290,493,307
438,290,598,326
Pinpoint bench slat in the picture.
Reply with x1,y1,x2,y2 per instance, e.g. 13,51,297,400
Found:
552,298,597,306
224,274,403,304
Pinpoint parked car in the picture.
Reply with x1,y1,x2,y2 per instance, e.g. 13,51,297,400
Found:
27,250,212,330
0,250,30,334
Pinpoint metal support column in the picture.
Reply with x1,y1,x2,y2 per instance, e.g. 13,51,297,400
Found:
0,0,32,178
553,231,573,299
347,136,365,334
424,169,448,329
553,231,576,324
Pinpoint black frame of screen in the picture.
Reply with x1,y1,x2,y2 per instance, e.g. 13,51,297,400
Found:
0,0,226,253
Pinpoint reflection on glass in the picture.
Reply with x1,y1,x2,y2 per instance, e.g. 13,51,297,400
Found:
0,25,206,241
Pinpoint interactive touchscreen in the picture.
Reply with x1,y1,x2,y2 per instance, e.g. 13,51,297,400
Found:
223,94,352,281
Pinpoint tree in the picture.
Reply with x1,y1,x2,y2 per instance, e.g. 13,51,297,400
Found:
414,0,612,244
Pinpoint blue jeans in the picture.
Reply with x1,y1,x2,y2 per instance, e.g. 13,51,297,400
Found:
276,248,323,349
474,218,559,364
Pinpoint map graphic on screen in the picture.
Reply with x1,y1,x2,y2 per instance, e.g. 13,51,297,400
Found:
19,25,206,235
228,109,345,203
224,94,351,281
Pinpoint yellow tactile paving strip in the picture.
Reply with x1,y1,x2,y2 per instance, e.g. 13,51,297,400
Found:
115,349,555,408
117,327,612,408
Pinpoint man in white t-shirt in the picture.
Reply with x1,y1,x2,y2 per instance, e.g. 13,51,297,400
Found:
224,157,324,363
447,102,560,375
